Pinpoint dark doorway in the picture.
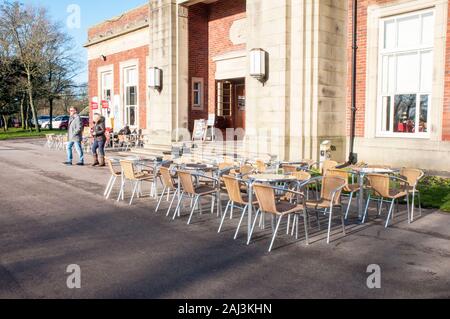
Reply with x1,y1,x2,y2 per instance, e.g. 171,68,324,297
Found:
215,78,246,131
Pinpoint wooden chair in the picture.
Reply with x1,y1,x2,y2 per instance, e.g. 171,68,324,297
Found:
321,160,338,176
251,183,309,252
174,170,221,225
117,160,157,205
218,175,258,239
155,166,180,216
255,160,267,173
303,176,347,244
400,168,424,222
326,169,360,220
363,174,410,228
104,158,122,199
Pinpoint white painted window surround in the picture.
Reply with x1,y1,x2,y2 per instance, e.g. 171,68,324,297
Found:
120,59,139,129
365,0,447,141
377,9,434,138
192,77,204,110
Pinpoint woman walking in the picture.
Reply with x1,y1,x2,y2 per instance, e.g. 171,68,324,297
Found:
91,113,106,167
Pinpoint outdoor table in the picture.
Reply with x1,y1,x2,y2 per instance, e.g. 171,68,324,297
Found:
245,174,298,245
350,167,398,221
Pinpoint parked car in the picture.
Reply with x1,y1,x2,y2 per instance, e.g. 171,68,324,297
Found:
80,116,90,128
41,116,70,130
37,115,51,127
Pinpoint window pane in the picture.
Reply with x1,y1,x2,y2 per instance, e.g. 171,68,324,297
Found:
422,12,434,47
384,20,396,49
420,51,433,92
382,96,391,132
126,68,137,85
126,86,137,106
397,15,420,48
394,94,416,133
419,95,429,133
397,53,419,92
127,107,136,126
194,91,200,105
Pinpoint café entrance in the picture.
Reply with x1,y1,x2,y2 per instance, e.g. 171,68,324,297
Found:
215,78,246,132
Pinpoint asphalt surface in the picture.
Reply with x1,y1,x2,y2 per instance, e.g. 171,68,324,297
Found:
0,138,449,299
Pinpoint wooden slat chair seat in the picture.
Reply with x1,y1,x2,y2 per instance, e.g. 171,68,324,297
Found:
326,169,360,220
363,173,411,228
218,175,258,239
156,166,182,216
249,183,309,252
174,170,221,224
117,160,157,205
400,168,424,222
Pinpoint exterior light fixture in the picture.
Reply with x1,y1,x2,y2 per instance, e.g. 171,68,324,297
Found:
148,67,162,91
100,55,107,61
249,48,267,83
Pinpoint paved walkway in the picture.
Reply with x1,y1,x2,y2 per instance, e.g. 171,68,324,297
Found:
0,139,449,299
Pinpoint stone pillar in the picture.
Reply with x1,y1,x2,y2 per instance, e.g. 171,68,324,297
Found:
147,0,189,145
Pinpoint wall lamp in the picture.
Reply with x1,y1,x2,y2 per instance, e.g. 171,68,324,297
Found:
249,48,268,84
148,67,162,91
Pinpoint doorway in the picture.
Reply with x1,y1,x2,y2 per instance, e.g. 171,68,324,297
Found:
216,78,246,131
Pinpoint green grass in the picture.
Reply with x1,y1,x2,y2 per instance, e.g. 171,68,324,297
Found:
0,128,67,141
417,176,450,213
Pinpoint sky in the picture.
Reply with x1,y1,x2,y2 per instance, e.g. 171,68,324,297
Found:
21,0,148,84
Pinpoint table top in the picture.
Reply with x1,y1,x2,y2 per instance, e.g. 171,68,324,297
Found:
351,167,396,174
248,174,298,182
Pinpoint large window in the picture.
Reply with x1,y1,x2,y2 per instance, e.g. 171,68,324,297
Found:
192,78,204,110
124,67,137,127
101,72,113,103
217,81,232,117
378,10,434,137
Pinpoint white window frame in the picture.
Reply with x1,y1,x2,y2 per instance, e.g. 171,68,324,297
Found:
101,71,113,104
376,9,434,139
192,77,204,110
120,60,139,129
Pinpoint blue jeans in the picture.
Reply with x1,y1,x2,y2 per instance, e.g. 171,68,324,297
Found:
67,141,84,164
92,139,105,156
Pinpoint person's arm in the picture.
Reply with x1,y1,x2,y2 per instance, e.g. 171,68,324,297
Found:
74,117,83,136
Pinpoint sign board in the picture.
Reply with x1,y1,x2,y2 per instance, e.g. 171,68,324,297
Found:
192,119,207,141
207,114,216,126
101,100,109,109
91,101,99,110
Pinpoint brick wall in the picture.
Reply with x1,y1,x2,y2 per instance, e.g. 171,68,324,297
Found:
443,2,450,140
347,0,450,141
88,45,149,129
188,0,246,130
87,4,149,42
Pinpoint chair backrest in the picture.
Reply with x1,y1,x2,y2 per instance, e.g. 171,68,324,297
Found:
322,160,338,175
366,174,391,198
255,160,266,172
219,162,234,170
120,160,136,180
222,175,245,204
292,171,311,182
178,171,196,195
326,169,351,192
321,176,346,204
160,167,176,189
400,168,424,188
282,164,298,174
239,165,254,176
107,158,121,177
302,159,317,169
253,183,278,214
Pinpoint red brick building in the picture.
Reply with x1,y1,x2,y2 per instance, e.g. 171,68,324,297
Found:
85,0,450,171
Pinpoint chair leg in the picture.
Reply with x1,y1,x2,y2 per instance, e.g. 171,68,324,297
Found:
406,194,411,224
187,196,200,225
166,189,178,217
287,215,291,235
173,192,185,220
234,205,248,240
268,215,283,252
129,181,139,206
104,176,114,197
411,190,415,222
327,206,334,244
345,191,354,220
218,201,231,233
247,209,261,245
155,187,167,213
106,176,117,200
378,198,383,216
211,195,215,215
341,207,346,236
362,194,372,224
303,212,309,245
385,199,396,228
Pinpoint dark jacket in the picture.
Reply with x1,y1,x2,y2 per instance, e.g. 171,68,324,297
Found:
68,114,83,142
92,116,106,141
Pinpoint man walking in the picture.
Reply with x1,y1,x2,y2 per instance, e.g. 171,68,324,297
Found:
63,107,84,166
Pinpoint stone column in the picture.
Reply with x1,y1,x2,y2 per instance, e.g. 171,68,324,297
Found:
147,0,189,145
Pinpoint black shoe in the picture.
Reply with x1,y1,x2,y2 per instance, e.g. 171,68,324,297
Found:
76,163,84,166
63,162,72,166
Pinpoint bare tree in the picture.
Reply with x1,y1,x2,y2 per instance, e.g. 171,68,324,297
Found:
0,1,60,132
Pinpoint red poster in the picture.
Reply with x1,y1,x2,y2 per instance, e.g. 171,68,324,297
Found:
101,100,109,109
91,101,99,110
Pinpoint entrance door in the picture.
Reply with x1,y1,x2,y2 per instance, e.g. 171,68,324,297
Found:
216,78,245,131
